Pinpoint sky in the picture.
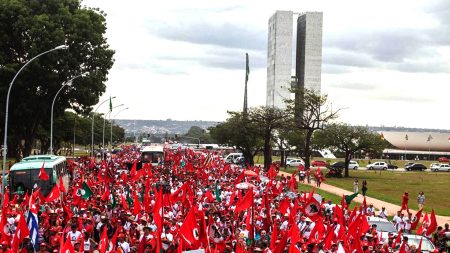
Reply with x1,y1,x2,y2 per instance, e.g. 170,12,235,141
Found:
83,0,450,129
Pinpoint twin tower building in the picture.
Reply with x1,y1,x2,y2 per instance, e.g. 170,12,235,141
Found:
266,11,323,109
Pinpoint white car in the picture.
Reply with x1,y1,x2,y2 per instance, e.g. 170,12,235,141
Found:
402,234,435,253
432,163,450,172
349,160,359,170
367,162,388,170
286,159,305,167
367,217,396,240
430,163,441,171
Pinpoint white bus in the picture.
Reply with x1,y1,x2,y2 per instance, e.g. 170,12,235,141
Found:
141,145,164,166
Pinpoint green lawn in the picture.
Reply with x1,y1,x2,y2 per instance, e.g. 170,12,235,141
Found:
324,170,450,216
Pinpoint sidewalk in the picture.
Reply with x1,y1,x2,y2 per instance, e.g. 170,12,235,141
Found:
279,171,450,226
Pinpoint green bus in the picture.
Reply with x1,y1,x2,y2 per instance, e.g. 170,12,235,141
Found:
8,155,69,197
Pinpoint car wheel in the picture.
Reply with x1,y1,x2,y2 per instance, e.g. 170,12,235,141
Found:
353,166,357,170
383,167,387,170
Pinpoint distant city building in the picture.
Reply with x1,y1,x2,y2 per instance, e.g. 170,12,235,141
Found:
266,11,323,108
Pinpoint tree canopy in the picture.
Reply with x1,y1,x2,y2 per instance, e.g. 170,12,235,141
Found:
0,0,115,158
315,123,387,177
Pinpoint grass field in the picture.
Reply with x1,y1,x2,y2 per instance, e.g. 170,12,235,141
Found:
321,170,450,216
280,167,450,216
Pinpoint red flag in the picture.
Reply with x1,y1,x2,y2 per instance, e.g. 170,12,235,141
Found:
279,198,290,215
133,193,142,215
179,208,200,247
273,232,288,253
0,190,10,242
98,227,108,253
234,190,253,213
398,242,406,253
270,222,278,250
154,188,163,231
426,209,437,236
59,176,66,192
38,162,49,181
11,212,30,251
101,188,110,202
393,230,402,249
130,160,137,179
120,195,129,210
198,210,210,252
416,238,422,253
268,165,277,179
60,237,75,253
410,208,423,230
45,185,60,202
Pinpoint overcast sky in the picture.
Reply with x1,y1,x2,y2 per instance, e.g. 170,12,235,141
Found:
83,0,450,129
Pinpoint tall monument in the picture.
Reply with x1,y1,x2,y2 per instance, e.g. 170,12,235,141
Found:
266,11,323,108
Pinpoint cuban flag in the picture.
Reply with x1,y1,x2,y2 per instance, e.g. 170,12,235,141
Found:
27,203,39,251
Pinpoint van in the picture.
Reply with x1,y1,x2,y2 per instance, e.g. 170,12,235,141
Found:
224,153,243,164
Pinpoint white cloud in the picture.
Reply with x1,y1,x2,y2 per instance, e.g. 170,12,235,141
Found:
83,0,450,129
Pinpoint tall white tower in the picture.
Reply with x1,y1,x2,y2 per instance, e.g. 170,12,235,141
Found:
266,11,323,108
266,11,293,109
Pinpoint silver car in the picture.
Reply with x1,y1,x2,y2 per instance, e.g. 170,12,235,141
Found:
432,163,450,172
367,162,388,170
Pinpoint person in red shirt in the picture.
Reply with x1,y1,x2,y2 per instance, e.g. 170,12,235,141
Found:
400,192,409,213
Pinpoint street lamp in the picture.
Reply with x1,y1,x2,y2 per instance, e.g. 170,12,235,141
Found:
111,107,129,148
102,104,124,149
91,96,116,157
50,72,88,154
1,44,68,203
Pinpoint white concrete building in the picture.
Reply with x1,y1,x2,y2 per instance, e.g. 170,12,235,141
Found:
266,11,323,108
266,10,293,109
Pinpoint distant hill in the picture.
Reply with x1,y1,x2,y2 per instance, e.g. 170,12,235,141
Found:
115,119,220,136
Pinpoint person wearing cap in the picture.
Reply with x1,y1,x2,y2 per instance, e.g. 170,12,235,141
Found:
117,233,130,253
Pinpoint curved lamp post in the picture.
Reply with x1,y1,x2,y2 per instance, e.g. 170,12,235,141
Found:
1,45,68,202
111,107,129,148
50,72,88,154
102,104,124,149
91,97,116,157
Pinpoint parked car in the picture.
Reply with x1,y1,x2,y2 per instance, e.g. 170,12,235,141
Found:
432,163,450,172
349,160,359,170
311,160,328,167
404,162,415,169
387,163,398,169
438,157,450,162
328,161,345,169
405,163,427,171
286,159,305,167
224,153,243,164
367,162,388,170
430,163,441,171
401,234,435,253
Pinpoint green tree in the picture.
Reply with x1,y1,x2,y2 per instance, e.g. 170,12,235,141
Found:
249,106,287,169
0,0,114,158
209,111,263,166
184,126,215,144
285,88,339,170
315,123,387,177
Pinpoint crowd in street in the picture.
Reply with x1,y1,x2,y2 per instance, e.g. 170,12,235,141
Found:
0,145,449,253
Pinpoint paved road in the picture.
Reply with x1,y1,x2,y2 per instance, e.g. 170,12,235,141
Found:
279,170,450,226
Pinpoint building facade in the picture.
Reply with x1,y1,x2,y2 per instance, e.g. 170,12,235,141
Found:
266,11,323,108
266,10,293,109
295,12,323,93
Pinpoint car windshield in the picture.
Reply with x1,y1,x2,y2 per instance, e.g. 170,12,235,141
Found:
368,221,396,232
406,237,434,251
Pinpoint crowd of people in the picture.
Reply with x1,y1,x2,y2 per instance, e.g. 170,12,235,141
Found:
0,145,448,253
